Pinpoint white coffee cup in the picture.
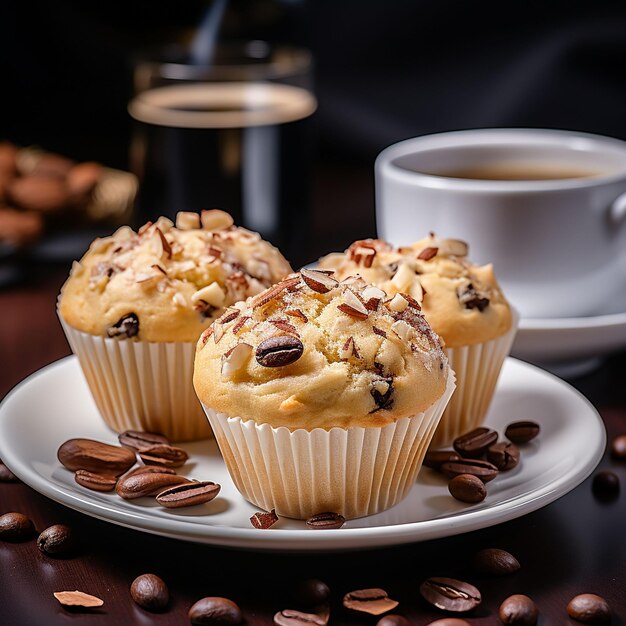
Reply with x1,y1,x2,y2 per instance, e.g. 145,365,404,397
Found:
375,128,626,319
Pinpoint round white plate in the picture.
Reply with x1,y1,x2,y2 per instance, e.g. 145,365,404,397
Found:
0,356,605,551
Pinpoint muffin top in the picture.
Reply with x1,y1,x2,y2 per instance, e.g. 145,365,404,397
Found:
59,210,293,342
319,235,512,347
193,269,450,430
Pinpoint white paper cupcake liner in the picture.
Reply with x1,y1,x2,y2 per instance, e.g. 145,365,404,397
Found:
201,370,455,520
60,318,212,442
429,308,519,449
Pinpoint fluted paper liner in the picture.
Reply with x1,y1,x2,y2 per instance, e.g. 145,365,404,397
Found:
201,370,455,520
60,319,212,442
429,308,520,449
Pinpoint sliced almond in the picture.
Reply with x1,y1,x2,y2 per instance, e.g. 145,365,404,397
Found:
221,343,253,378
213,321,225,344
218,308,240,324
112,225,134,242
300,268,339,294
251,276,300,308
201,209,234,231
340,336,360,360
232,315,252,334
175,211,200,230
352,246,376,268
53,591,103,608
270,320,298,335
337,304,368,320
172,292,187,307
191,282,226,308
409,280,424,305
343,288,368,316
388,293,409,312
135,271,160,284
362,285,386,301
285,308,308,322
391,319,413,341
390,262,415,292
372,326,387,338
176,260,197,273
153,216,174,233
417,246,438,261
151,226,171,260
438,238,469,257
71,260,84,277
200,327,213,347
151,263,167,275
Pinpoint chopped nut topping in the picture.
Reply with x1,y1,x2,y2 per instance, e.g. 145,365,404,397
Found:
218,308,240,324
201,208,234,231
409,280,424,305
135,270,161,283
232,315,252,334
213,321,225,343
200,327,213,347
175,211,200,230
391,319,413,341
191,282,226,309
362,285,386,301
285,308,308,323
153,216,174,233
250,509,279,529
372,326,387,338
137,221,153,236
172,292,186,307
390,262,415,292
417,246,438,261
337,288,369,320
349,245,376,268
340,336,361,360
270,320,299,335
300,268,339,294
387,293,409,312
221,342,253,378
438,238,469,257
251,276,300,308
153,227,172,259
151,264,167,275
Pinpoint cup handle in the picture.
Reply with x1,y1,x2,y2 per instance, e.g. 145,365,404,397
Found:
610,190,626,227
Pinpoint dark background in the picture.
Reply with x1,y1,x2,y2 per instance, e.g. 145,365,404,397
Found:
1,0,626,264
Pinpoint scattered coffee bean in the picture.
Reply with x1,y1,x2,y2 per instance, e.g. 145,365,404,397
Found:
453,427,498,457
293,579,331,608
498,594,538,625
306,512,345,530
505,421,540,444
419,577,481,613
424,450,461,470
116,471,191,500
138,444,189,468
37,524,75,556
0,512,35,541
274,609,326,626
376,614,410,626
448,474,487,503
57,438,136,475
124,465,176,477
256,336,304,368
592,471,620,500
156,481,220,508
75,469,118,492
118,430,169,451
250,509,279,529
441,459,499,483
0,462,18,482
425,620,471,626
610,434,626,460
188,597,243,625
566,593,611,625
53,590,104,608
486,442,520,471
107,313,139,339
473,548,520,575
130,573,169,611
343,588,399,615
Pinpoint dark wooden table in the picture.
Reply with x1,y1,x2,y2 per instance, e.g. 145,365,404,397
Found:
1,264,625,625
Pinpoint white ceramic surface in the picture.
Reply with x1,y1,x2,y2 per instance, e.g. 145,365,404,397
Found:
375,128,626,319
0,356,605,551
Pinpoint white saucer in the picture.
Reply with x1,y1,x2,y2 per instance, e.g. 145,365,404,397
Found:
513,289,626,371
0,356,605,551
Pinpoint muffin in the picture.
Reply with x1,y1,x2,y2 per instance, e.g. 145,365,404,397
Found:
58,209,293,441
194,269,455,519
319,235,518,448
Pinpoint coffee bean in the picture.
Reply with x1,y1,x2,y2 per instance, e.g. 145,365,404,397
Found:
0,462,18,482
75,470,118,492
448,474,487,503
425,620,471,626
130,573,169,611
57,438,136,475
37,524,75,556
0,512,35,541
125,465,176,477
256,336,304,368
188,597,243,625
441,459,499,483
453,427,498,457
116,471,191,500
156,481,220,508
486,442,520,471
376,615,410,626
498,594,538,625
343,588,399,615
592,471,620,500
566,594,611,625
610,434,626,460
420,577,481,613
53,590,104,608
274,609,326,626
107,313,139,339
424,450,461,470
505,421,540,444
250,509,279,529
138,444,189,468
118,430,169,451
473,548,520,575
293,579,331,608
306,512,345,530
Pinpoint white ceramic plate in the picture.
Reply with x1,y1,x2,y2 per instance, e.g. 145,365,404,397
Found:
0,356,605,551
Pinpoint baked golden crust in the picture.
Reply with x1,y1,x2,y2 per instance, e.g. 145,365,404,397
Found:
319,236,511,347
193,270,449,429
59,210,293,342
